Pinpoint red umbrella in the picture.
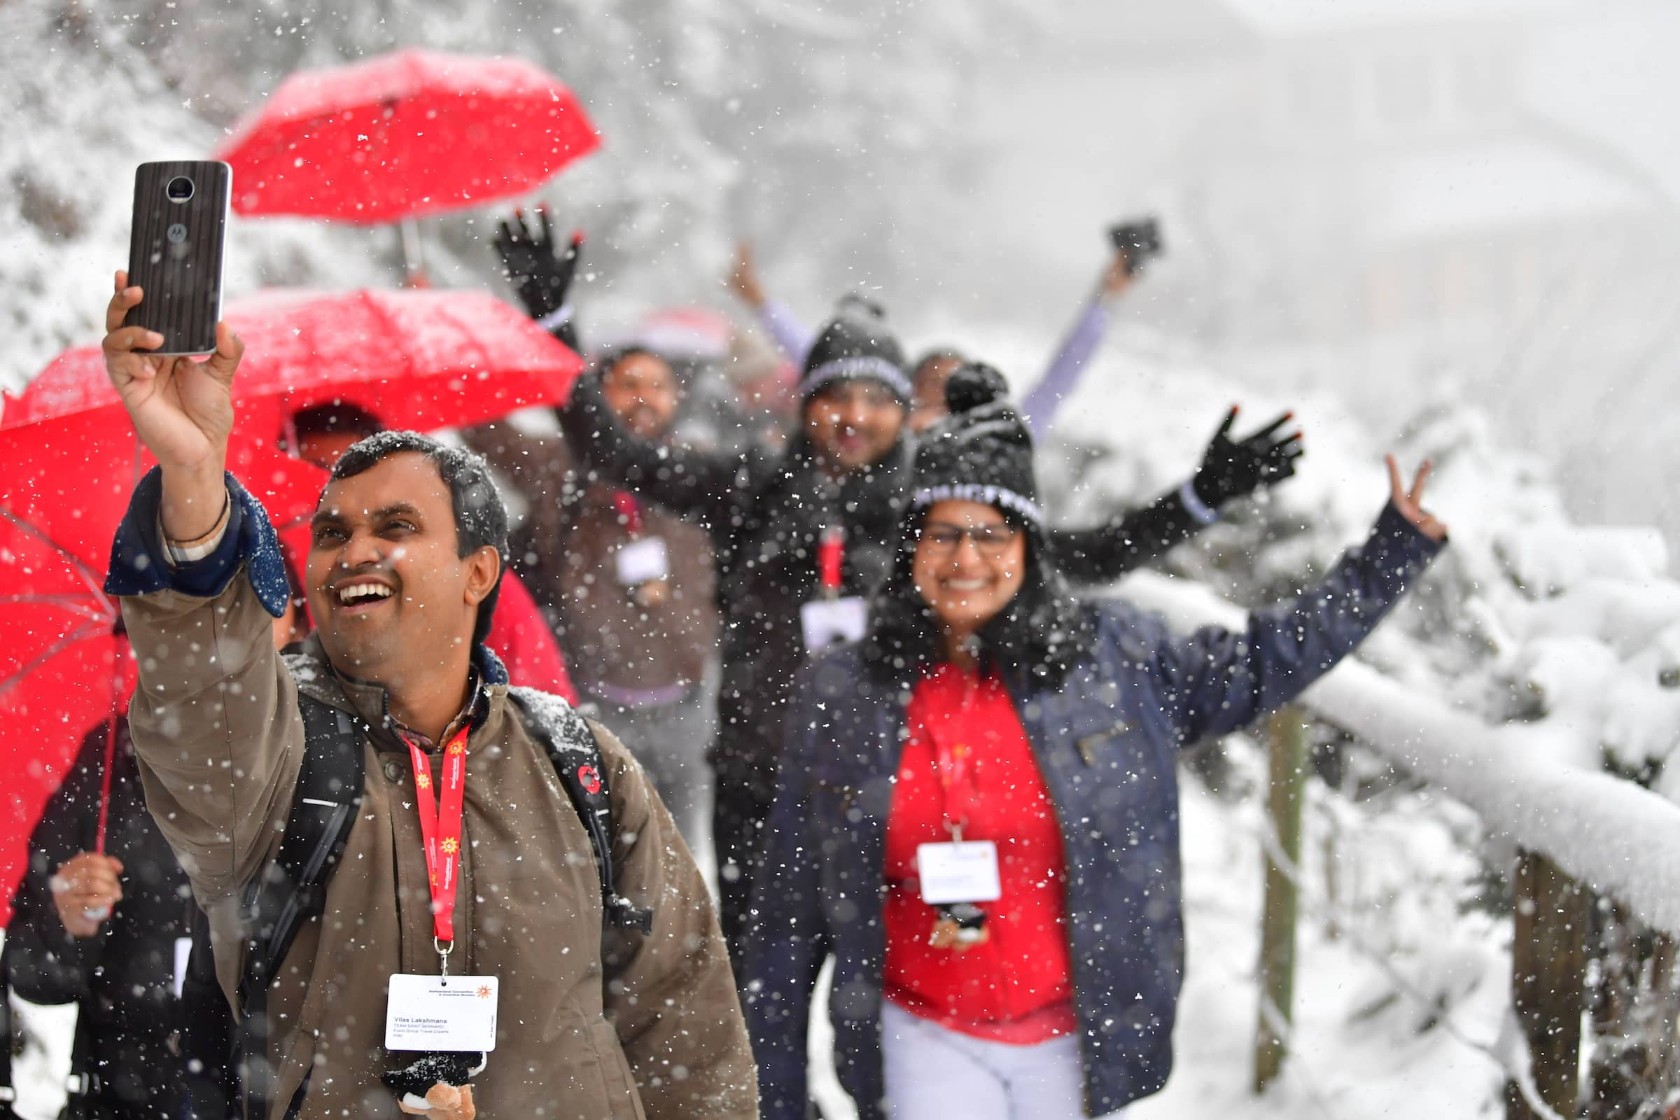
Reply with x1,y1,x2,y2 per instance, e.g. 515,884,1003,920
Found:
10,288,582,486
214,48,599,226
0,287,581,920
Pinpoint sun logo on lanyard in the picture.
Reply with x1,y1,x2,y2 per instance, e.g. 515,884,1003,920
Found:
441,837,459,855
447,740,467,756
415,771,432,791
476,985,492,999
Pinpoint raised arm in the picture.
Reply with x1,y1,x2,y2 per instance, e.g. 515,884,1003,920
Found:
100,273,303,901
727,240,815,364
1157,458,1447,746
1047,407,1304,584
558,372,746,535
103,271,240,542
492,206,585,350
1020,250,1132,437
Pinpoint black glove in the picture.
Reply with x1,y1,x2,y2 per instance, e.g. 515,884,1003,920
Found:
1190,407,1304,509
493,207,584,347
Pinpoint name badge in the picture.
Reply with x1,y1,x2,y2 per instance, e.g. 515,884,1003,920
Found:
385,974,500,1052
916,841,1002,906
616,537,670,585
800,596,868,652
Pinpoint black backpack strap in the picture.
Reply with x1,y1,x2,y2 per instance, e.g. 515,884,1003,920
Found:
508,689,653,934
235,695,364,1120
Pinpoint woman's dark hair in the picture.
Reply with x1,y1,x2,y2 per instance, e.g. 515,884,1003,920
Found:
330,431,509,650
863,506,1093,688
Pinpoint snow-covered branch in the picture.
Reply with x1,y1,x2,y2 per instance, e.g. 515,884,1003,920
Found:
1125,568,1680,938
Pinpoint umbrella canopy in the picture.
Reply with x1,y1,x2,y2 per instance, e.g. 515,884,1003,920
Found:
215,48,599,224
0,287,581,920
8,287,583,477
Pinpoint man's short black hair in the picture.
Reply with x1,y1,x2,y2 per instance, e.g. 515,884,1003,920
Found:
292,401,384,439
330,432,509,650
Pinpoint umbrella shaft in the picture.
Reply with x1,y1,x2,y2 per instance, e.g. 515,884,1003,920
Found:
399,219,425,286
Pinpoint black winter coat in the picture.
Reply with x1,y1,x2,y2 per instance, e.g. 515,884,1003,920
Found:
5,720,192,1120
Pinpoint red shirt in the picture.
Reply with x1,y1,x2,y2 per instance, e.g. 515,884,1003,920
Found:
882,663,1076,1043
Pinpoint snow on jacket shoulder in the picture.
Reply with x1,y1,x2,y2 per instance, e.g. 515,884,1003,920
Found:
106,468,758,1120
745,501,1442,1120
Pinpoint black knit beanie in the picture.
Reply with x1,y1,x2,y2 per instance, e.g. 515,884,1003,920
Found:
798,297,912,404
910,363,1042,525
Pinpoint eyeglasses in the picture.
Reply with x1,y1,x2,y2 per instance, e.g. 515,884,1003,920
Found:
919,522,1020,555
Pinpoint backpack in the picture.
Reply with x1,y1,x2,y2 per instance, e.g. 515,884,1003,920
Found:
181,686,653,1120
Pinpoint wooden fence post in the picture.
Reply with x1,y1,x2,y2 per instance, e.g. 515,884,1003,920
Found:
1254,706,1307,1094
1506,849,1586,1119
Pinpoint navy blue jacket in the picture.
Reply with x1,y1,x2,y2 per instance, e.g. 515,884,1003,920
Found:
745,503,1442,1118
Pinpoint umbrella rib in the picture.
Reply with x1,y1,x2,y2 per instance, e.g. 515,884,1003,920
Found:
359,292,422,410
0,619,114,698
0,505,110,600
429,298,498,408
0,593,114,620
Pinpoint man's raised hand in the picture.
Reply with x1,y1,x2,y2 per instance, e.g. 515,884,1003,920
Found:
103,270,242,539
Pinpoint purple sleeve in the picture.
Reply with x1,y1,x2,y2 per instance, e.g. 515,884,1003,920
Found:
759,299,815,367
1021,297,1110,439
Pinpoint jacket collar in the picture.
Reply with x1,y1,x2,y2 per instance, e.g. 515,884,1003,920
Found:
286,636,508,746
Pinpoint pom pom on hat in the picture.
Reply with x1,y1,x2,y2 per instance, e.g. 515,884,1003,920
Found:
912,362,1042,524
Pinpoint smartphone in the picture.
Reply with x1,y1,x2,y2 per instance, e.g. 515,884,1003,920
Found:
124,161,231,355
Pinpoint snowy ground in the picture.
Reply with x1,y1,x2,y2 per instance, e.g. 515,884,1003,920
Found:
1131,775,1508,1119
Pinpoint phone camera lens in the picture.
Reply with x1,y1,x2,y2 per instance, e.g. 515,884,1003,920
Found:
165,176,195,202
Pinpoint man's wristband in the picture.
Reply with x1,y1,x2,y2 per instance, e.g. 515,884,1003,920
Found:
161,486,233,565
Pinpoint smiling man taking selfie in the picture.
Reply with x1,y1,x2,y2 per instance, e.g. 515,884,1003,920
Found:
97,271,756,1120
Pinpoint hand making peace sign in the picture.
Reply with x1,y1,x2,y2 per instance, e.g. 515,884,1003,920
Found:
1386,454,1448,542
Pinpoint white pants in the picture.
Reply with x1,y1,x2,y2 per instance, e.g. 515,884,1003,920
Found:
880,1001,1125,1120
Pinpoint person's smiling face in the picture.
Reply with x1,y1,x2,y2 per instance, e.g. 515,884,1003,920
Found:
803,378,906,473
306,451,499,689
601,351,680,440
912,499,1027,646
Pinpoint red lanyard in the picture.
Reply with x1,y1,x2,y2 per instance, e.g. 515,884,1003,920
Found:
818,527,844,596
613,490,643,538
401,724,470,951
926,672,987,840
